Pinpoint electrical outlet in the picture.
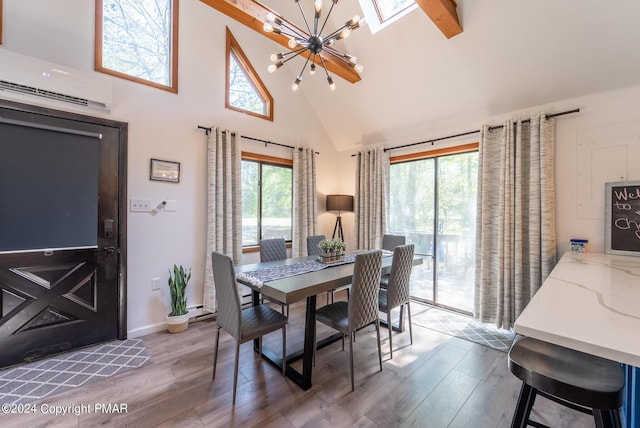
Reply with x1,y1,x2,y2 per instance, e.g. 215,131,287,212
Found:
151,277,160,291
130,198,151,212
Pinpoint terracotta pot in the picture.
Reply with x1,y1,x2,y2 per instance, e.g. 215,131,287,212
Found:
166,313,190,333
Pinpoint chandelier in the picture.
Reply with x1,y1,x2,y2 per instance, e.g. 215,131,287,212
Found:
263,0,365,91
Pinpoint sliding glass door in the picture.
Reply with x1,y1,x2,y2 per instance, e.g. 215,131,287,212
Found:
389,149,478,314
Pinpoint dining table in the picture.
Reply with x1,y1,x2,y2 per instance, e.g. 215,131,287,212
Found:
514,251,640,428
235,251,423,390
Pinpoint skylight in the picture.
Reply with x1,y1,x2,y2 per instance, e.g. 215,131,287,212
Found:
358,0,417,34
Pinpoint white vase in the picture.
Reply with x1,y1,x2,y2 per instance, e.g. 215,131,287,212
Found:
166,312,190,333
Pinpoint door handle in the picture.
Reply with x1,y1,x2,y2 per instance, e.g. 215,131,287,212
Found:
103,246,116,253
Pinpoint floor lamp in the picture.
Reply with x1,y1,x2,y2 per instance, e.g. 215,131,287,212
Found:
326,195,354,242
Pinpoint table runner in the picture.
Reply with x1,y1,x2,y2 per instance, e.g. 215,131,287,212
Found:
236,254,357,288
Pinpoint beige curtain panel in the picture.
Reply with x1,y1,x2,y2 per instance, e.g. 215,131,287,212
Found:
292,147,318,257
355,147,390,251
203,128,242,314
474,113,557,329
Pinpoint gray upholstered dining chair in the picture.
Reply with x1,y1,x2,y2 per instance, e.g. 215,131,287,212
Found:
378,244,414,359
211,251,288,405
382,234,406,251
259,238,289,316
306,235,326,256
314,250,383,392
260,238,288,262
380,234,406,290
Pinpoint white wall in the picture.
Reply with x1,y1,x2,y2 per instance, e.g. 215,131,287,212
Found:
1,0,345,336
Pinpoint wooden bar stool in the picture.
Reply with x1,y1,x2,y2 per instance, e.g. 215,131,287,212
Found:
508,336,625,428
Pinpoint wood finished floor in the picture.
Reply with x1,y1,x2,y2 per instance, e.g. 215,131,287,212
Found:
2,296,593,428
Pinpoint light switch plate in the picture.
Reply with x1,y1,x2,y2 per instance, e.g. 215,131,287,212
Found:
130,198,151,212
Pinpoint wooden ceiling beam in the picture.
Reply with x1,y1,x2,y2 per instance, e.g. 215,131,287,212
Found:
199,0,361,83
415,0,463,39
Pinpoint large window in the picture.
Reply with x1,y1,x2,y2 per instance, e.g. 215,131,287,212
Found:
95,0,179,93
242,153,292,247
389,144,478,314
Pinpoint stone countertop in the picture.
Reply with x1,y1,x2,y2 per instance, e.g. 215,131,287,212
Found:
515,251,640,366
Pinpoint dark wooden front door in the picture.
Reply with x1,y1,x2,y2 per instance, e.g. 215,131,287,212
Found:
0,100,127,367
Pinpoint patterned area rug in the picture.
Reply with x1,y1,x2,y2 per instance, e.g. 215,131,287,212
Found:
0,339,150,405
413,308,515,352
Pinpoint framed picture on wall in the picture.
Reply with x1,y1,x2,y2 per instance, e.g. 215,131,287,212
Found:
150,158,180,183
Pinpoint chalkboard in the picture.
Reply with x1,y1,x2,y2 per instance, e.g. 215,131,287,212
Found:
605,181,640,256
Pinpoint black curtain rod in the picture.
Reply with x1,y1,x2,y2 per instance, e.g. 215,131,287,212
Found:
197,126,319,154
374,108,580,154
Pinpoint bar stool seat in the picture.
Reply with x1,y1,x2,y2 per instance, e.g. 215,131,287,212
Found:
508,336,625,428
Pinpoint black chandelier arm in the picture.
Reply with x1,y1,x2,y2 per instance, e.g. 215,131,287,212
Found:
297,55,312,78
276,46,309,61
321,47,351,63
322,23,352,43
318,0,337,36
318,53,332,79
277,21,310,41
280,47,310,66
296,0,313,36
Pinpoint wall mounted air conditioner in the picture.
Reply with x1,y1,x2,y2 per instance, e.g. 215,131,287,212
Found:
0,48,112,113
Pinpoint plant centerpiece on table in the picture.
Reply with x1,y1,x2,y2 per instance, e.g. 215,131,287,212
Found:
317,238,346,263
166,264,191,333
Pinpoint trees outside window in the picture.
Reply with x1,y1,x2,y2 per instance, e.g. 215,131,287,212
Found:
389,147,478,314
95,0,179,93
241,153,292,246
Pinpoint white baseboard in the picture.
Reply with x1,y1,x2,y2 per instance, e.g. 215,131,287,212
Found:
126,305,215,339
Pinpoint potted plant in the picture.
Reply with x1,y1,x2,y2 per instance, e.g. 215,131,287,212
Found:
166,264,191,333
333,238,346,256
318,239,332,257
318,238,345,263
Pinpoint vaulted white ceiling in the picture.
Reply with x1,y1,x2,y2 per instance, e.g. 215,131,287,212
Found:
214,0,640,152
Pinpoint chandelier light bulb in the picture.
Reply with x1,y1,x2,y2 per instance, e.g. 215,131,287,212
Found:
264,23,274,33
267,12,276,22
314,0,323,13
327,76,336,91
338,28,351,40
269,61,284,73
354,64,364,73
288,38,298,49
347,15,360,27
270,53,279,62
310,63,316,75
292,77,301,91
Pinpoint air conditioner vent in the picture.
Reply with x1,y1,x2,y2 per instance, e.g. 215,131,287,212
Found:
0,80,100,108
